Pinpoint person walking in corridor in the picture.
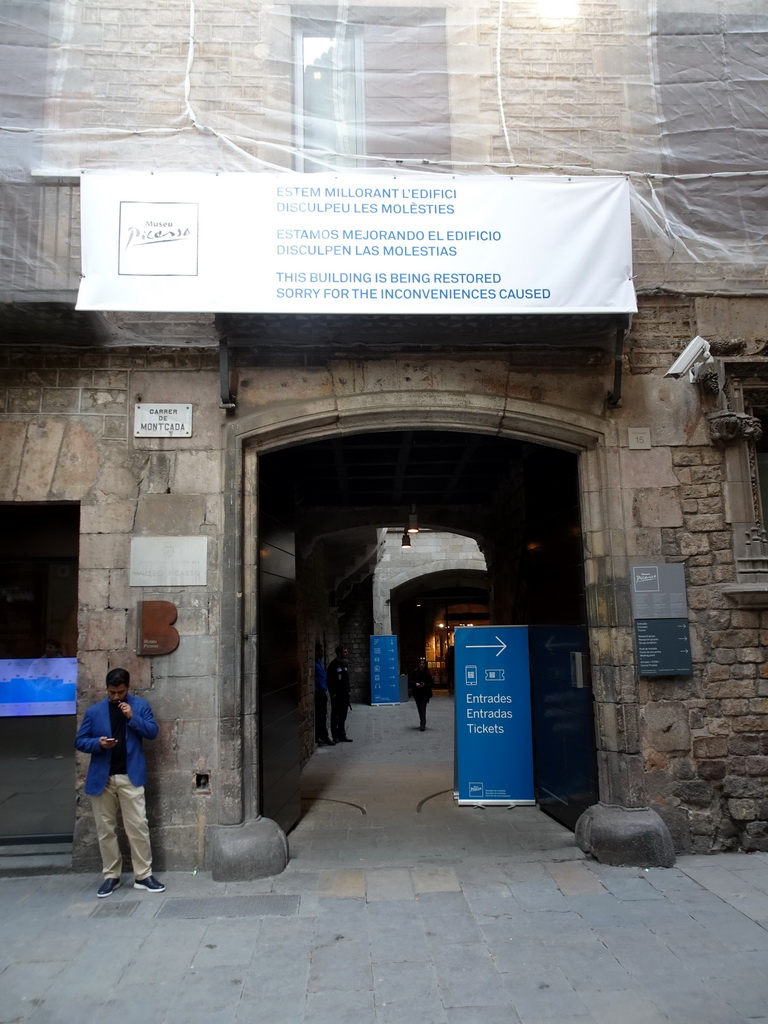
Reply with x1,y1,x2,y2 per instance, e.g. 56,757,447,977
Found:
327,644,353,742
75,667,165,897
409,656,434,731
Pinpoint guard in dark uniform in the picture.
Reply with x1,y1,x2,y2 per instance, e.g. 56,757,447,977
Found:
327,644,353,742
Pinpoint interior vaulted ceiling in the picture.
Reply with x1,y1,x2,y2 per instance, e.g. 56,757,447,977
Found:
281,429,527,508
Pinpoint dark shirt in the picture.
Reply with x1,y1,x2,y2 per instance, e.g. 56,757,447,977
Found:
409,666,433,697
327,658,350,699
108,702,128,775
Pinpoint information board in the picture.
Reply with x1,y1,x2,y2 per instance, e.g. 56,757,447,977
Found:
630,563,692,677
634,619,692,676
454,626,534,805
370,635,400,705
630,563,688,619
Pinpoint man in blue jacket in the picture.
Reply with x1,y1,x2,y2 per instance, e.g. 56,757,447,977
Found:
314,642,334,746
75,667,165,897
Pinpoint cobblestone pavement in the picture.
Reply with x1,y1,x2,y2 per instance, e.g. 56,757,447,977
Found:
2,696,768,1024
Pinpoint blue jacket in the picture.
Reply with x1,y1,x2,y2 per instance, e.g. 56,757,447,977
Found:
75,693,159,795
315,660,328,694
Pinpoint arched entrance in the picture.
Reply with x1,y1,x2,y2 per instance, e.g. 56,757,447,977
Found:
258,429,597,835
387,566,489,686
210,388,665,878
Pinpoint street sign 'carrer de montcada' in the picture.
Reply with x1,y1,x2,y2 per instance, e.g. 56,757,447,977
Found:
134,403,192,437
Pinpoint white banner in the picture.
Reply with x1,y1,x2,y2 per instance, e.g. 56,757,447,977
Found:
77,173,636,315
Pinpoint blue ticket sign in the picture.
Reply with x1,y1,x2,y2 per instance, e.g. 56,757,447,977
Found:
370,635,400,705
454,626,534,805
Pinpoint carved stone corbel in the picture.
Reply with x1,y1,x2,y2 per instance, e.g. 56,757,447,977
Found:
707,411,763,446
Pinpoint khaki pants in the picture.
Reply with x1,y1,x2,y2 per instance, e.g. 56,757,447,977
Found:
90,774,153,881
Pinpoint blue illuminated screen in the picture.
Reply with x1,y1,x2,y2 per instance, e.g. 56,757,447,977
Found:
0,658,77,716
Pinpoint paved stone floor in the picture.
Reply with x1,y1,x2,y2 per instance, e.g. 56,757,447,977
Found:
2,696,768,1023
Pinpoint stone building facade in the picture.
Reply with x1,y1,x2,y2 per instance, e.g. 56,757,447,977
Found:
1,0,767,874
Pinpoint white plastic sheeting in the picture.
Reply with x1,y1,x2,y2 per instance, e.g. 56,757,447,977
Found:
0,0,766,298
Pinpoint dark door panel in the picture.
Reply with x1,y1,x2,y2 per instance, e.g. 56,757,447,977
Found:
257,466,301,835
529,625,598,831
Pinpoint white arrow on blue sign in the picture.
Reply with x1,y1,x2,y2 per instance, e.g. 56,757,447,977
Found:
454,625,534,805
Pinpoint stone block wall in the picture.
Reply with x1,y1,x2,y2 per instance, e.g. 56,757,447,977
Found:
626,297,768,853
338,577,374,705
373,530,486,636
3,289,768,864
0,344,225,870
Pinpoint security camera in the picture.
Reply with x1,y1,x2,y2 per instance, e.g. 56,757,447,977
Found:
664,336,713,380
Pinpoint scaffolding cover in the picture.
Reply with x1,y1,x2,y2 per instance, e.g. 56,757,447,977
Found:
1,0,767,299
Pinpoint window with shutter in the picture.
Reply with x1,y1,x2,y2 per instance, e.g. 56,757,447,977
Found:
294,7,450,171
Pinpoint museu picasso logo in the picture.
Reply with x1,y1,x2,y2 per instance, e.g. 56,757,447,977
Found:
633,565,660,592
118,201,199,277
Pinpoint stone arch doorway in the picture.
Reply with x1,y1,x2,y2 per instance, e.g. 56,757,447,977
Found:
384,565,489,686
211,389,662,879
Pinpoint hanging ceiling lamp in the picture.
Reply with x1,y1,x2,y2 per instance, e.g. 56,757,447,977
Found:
407,503,419,534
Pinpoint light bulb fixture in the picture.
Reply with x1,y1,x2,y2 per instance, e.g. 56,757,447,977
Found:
407,503,419,533
401,532,411,548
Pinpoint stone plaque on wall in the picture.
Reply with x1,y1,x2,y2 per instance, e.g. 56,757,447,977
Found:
130,537,208,586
